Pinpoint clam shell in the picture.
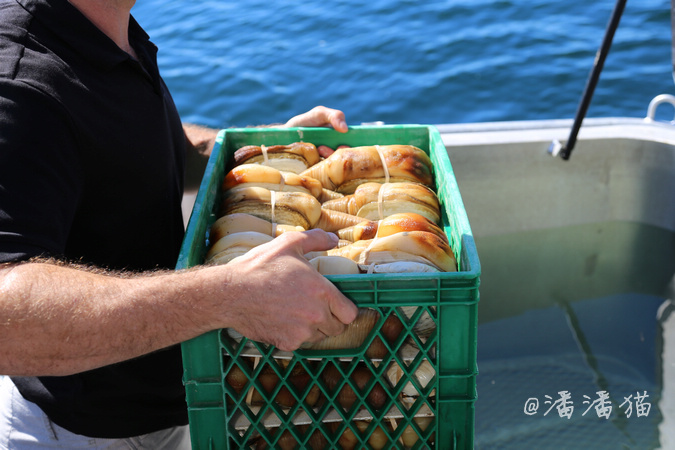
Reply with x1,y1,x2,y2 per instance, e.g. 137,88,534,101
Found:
400,417,434,447
301,308,380,350
256,157,309,175
314,209,364,232
399,306,437,340
318,188,344,203
375,212,446,241
308,256,360,275
300,145,434,192
326,231,457,272
207,248,252,265
234,142,320,172
206,231,273,261
357,261,440,274
385,360,436,405
337,212,446,243
210,213,272,241
344,182,441,223
336,220,377,241
222,163,324,199
221,187,321,229
356,201,440,224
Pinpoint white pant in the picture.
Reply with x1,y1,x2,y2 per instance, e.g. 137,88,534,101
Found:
0,376,192,449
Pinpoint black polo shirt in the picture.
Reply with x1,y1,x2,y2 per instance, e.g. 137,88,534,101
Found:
0,0,188,438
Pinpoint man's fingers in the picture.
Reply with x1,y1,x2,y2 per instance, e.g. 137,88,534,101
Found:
317,313,349,338
291,229,359,325
284,106,348,133
329,294,359,326
326,108,348,133
290,229,340,255
317,145,335,158
269,229,358,346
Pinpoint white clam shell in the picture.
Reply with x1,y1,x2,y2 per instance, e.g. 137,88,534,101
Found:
386,360,436,404
357,261,440,274
399,306,436,340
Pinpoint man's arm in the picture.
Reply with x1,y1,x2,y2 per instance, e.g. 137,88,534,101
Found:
0,230,357,377
183,123,219,191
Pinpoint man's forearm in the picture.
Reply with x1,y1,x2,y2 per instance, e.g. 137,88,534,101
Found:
0,230,358,378
0,260,219,377
184,123,218,158
184,123,219,190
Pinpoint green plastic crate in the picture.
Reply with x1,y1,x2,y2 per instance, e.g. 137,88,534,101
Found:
177,125,480,449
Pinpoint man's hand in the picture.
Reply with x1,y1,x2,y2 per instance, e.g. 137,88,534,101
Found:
220,229,358,351
284,106,348,133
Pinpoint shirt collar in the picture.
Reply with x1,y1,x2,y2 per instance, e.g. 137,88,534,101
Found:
15,0,157,72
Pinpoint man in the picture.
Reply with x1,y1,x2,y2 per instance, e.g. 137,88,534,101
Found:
0,0,357,447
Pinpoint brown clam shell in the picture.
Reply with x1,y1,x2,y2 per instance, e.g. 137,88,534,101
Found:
300,145,433,193
234,142,320,169
326,231,457,272
321,362,388,411
313,209,364,232
337,212,447,242
302,308,380,350
322,182,441,223
221,187,321,229
223,164,323,199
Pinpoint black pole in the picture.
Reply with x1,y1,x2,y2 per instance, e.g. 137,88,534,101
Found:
552,0,627,160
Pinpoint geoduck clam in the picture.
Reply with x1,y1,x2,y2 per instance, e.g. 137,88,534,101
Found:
305,230,457,273
209,213,304,244
385,360,436,406
233,142,320,174
336,212,447,243
223,164,323,200
206,231,273,265
322,182,441,224
300,145,434,194
221,186,363,232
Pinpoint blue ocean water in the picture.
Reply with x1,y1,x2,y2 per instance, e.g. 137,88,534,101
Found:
132,0,673,129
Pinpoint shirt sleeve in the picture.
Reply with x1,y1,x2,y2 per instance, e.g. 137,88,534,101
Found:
0,79,83,263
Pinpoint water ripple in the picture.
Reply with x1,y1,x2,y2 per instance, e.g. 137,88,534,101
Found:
133,0,673,127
